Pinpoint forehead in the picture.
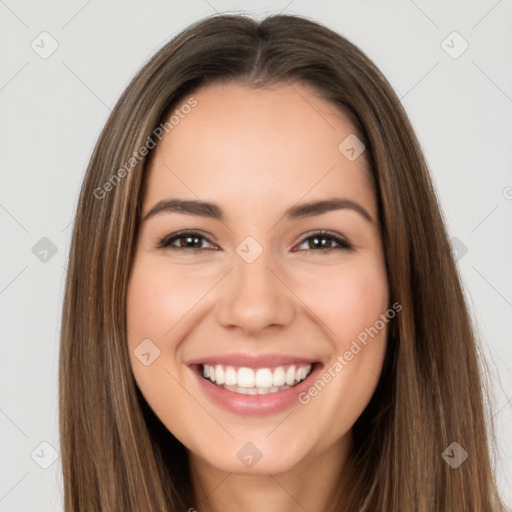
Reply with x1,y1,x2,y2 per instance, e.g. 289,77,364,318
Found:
142,81,375,220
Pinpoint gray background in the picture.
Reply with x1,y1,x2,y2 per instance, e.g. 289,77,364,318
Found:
1,1,511,510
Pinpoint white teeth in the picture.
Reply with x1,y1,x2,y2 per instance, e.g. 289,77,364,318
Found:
201,363,313,393
224,384,291,395
285,365,296,385
225,366,237,386
237,367,255,388
215,365,225,385
255,368,273,388
272,366,286,387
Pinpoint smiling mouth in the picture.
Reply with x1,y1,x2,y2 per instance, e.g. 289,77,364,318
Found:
199,363,315,395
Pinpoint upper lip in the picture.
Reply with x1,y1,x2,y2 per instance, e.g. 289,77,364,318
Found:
187,353,318,368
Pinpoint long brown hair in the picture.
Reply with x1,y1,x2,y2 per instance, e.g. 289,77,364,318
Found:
59,13,506,511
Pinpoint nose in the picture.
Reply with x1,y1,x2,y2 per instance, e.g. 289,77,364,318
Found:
216,249,296,337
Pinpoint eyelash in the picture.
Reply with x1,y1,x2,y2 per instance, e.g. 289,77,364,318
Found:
156,230,353,253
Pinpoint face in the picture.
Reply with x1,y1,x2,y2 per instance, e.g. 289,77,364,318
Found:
126,81,389,477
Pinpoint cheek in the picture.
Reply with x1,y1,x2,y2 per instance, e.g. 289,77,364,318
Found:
126,256,223,416
292,263,389,440
126,259,196,431
295,260,389,346
126,258,189,399
126,258,210,347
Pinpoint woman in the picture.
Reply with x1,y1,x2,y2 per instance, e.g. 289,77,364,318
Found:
59,13,506,511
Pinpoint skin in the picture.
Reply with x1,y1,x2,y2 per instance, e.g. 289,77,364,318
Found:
126,81,389,512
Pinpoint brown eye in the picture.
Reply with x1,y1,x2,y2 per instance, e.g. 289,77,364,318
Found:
295,231,353,252
157,231,217,251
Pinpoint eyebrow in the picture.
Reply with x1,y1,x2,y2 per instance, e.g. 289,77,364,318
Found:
141,197,374,224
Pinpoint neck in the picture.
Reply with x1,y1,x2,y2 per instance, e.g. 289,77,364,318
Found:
188,431,354,512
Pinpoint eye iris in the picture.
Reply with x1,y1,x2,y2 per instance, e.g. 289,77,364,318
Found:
309,236,332,249
182,235,202,248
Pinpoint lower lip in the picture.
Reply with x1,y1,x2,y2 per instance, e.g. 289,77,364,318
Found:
191,364,322,416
